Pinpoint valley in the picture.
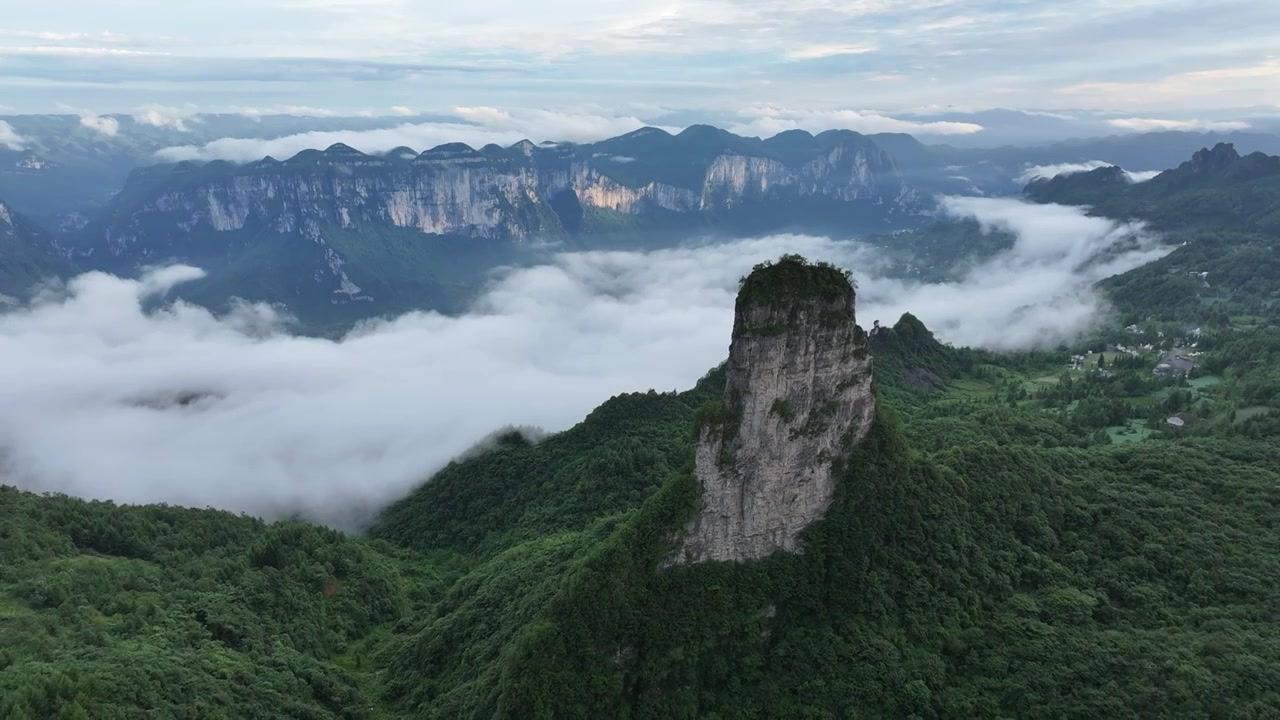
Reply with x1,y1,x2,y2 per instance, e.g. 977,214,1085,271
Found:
3,114,1280,718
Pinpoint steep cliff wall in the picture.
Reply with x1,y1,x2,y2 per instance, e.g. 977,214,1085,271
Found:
90,132,927,266
671,256,876,564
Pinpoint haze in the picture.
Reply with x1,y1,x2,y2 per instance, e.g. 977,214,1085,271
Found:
3,1,1279,146
0,198,1165,527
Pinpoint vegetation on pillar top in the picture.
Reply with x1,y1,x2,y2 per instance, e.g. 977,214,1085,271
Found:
735,254,856,311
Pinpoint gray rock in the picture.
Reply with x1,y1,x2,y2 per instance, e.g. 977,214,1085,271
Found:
670,265,875,564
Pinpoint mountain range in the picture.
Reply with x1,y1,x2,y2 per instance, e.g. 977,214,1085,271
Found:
5,124,1280,332
0,199,66,302
7,253,1279,717
61,126,928,329
1026,142,1280,232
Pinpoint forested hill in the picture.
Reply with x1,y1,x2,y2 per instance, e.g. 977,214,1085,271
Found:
5,251,1280,718
1025,142,1280,232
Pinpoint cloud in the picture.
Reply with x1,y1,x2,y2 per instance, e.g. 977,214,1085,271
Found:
390,105,415,116
1123,170,1161,182
0,45,167,57
0,121,26,150
1058,59,1280,107
0,200,1166,525
79,113,120,136
133,106,193,131
156,108,678,162
729,105,984,137
1106,117,1251,132
785,44,878,61
1017,161,1159,184
853,196,1169,349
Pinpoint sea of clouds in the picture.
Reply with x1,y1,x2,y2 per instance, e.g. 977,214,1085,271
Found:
0,198,1168,527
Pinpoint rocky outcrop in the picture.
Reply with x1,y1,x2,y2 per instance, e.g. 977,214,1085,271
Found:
671,256,876,565
88,129,927,266
1188,143,1240,174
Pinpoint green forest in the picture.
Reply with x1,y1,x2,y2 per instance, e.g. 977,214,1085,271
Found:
4,147,1280,718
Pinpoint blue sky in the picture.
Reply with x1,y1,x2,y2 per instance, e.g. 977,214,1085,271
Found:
2,0,1277,121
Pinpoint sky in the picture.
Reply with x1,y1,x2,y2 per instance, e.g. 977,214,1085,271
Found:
2,0,1279,121
0,198,1167,526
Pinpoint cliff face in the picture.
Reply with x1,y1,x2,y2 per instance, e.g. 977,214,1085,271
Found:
70,129,928,326
0,197,68,300
87,129,926,267
672,257,876,565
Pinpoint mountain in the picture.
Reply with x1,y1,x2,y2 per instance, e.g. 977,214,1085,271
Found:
881,130,1280,198
1027,142,1280,232
0,198,66,302
0,112,467,228
71,128,926,329
6,254,1280,716
1025,143,1280,326
671,257,876,563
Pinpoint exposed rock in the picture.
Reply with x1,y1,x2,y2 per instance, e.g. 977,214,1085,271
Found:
1189,143,1240,174
670,256,876,565
88,133,927,268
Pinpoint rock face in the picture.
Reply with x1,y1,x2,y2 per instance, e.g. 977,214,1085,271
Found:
0,197,68,299
672,257,876,565
84,128,926,269
1189,143,1240,174
69,128,928,325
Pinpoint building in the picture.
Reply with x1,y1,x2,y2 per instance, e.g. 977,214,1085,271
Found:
1167,414,1190,428
1154,354,1196,378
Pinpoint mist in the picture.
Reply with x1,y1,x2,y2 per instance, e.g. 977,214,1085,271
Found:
155,108,679,163
0,199,1168,525
1017,160,1161,183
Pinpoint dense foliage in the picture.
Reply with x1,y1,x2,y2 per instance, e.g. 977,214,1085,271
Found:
8,143,1280,718
735,254,855,310
6,312,1280,716
0,491,442,718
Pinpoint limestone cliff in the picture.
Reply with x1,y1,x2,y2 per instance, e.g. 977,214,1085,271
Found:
88,129,926,267
672,256,876,564
77,129,927,319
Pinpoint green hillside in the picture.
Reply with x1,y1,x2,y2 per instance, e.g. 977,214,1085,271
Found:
5,302,1280,717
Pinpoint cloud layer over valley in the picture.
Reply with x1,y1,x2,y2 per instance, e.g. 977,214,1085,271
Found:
1017,161,1162,184
0,199,1168,525
156,108,681,162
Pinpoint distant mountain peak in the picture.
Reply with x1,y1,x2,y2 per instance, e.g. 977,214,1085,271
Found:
1189,142,1240,173
420,142,479,159
323,143,364,157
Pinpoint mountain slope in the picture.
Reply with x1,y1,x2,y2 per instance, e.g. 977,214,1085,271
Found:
69,129,926,329
5,269,1280,716
0,198,66,301
1025,143,1280,232
1024,143,1280,324
881,130,1280,198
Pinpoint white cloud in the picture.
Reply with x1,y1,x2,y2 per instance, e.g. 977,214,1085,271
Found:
1106,117,1251,132
729,105,984,137
785,43,877,61
133,107,193,131
156,108,677,162
390,105,415,116
853,196,1169,349
1124,170,1160,182
0,121,26,150
1017,160,1159,184
79,114,120,137
1058,60,1280,108
0,45,166,56
1020,110,1076,120
229,105,343,119
0,200,1167,525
